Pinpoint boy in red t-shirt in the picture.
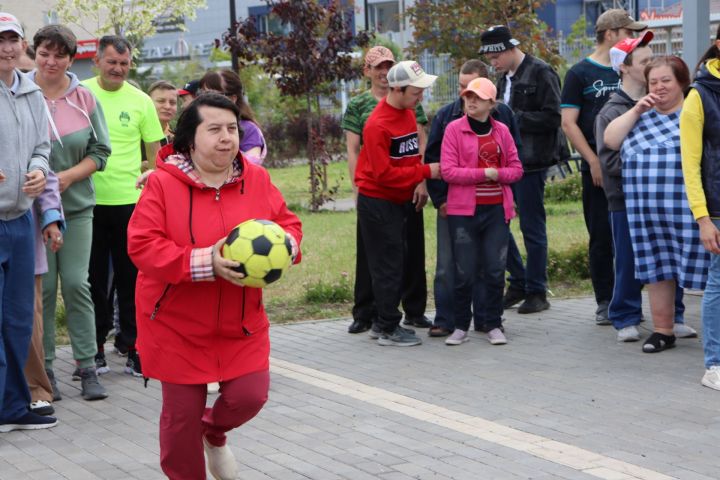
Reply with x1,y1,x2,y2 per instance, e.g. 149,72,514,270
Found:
355,61,441,347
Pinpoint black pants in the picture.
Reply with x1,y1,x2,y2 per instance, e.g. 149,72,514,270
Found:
581,170,614,304
352,209,427,325
356,194,427,333
89,204,138,350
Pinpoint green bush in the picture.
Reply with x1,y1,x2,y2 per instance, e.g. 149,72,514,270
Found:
304,276,353,304
545,172,582,203
547,243,590,281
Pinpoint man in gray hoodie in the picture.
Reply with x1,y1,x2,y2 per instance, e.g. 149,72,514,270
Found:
0,12,56,432
595,32,696,343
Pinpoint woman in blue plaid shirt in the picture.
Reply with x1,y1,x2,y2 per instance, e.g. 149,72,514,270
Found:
604,56,709,354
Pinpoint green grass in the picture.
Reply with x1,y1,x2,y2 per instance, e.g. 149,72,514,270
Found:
55,162,593,331
261,161,593,322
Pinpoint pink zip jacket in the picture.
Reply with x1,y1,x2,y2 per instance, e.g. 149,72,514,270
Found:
440,115,523,222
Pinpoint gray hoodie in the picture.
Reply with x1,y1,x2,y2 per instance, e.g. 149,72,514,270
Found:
0,69,50,221
595,89,636,212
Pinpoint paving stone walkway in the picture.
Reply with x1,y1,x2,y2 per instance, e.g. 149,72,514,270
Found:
1,295,718,480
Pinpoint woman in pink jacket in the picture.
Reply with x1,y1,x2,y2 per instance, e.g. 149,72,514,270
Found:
440,77,523,346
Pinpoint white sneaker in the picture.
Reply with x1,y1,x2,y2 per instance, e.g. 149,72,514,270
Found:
701,366,720,391
673,323,698,338
203,437,238,480
445,329,469,346
207,382,220,395
617,325,640,342
486,328,507,345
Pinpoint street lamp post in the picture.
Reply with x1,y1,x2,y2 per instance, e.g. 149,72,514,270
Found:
230,0,239,72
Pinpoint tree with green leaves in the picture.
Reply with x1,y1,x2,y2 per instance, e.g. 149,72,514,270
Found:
406,0,562,69
227,0,371,210
54,0,206,46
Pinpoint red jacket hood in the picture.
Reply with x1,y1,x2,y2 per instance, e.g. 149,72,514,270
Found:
156,143,247,189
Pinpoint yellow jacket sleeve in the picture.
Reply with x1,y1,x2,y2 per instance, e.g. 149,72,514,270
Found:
680,89,707,220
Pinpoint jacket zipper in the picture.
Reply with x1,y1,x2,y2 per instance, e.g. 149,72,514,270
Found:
150,284,171,320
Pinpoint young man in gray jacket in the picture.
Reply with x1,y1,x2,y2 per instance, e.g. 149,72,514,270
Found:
596,32,696,342
0,12,55,432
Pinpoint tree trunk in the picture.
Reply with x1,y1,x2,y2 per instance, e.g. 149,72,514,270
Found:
306,93,317,211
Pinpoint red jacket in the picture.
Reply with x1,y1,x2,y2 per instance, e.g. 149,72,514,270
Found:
127,145,302,384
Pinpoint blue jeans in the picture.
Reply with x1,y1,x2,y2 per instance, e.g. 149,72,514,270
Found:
449,205,508,332
507,170,548,294
701,219,720,368
434,213,485,331
0,211,35,423
609,210,686,329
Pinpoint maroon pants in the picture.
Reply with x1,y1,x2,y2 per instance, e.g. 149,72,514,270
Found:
159,369,269,480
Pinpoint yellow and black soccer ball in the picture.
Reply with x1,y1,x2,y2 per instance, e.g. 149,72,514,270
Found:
221,219,292,288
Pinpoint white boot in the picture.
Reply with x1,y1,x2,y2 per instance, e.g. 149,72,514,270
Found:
203,437,238,480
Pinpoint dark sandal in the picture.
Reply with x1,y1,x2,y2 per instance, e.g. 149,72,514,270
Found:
642,332,676,353
428,326,451,337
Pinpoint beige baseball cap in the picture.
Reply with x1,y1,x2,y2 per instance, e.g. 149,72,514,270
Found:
596,9,647,32
387,61,437,89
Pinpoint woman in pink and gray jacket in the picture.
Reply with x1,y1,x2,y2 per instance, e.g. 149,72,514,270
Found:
440,77,523,346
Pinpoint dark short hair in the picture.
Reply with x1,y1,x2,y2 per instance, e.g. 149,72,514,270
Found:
645,55,691,93
33,24,77,58
173,93,242,156
460,59,489,78
98,35,132,58
148,80,177,96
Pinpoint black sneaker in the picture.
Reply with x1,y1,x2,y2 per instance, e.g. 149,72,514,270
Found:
79,368,109,401
125,350,143,377
45,369,62,402
595,301,611,326
503,287,526,309
29,400,54,416
95,351,110,375
0,411,58,433
377,326,422,347
403,315,432,328
517,293,550,314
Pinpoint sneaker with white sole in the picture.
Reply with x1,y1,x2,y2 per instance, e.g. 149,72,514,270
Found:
673,323,698,338
445,329,468,346
377,326,422,346
368,324,381,339
701,366,720,391
203,437,238,480
29,400,54,416
486,328,507,345
95,352,110,375
617,325,640,342
0,411,58,433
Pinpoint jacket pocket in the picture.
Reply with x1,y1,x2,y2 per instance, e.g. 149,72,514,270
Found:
150,284,172,320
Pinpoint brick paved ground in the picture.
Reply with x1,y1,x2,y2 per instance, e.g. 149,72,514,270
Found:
1,295,718,479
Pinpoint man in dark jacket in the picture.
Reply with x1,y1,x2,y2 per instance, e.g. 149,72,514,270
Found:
480,26,561,314
426,59,520,336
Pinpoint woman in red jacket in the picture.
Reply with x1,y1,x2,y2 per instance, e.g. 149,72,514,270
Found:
127,93,302,480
